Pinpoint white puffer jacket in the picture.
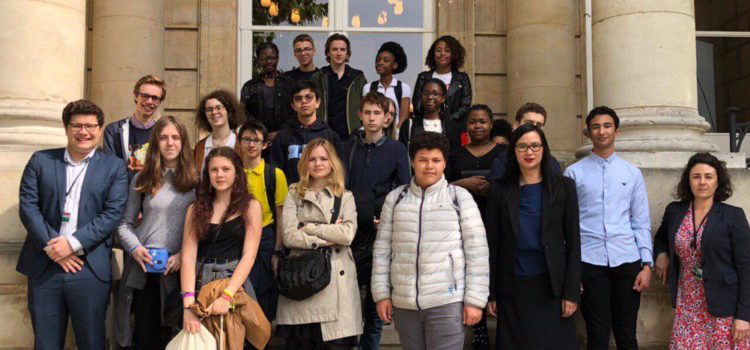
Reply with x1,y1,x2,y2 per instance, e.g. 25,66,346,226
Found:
371,177,490,310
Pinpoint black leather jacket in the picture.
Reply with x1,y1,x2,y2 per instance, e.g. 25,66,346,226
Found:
240,73,294,132
412,70,473,123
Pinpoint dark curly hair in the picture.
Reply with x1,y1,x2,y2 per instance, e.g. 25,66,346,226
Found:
675,152,733,202
377,41,408,74
491,118,513,140
192,147,253,240
425,35,466,71
196,89,245,132
62,99,105,127
408,131,450,160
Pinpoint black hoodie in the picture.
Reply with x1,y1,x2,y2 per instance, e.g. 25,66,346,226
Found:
269,117,341,183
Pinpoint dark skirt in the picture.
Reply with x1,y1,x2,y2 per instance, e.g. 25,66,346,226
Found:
496,273,576,350
277,323,358,346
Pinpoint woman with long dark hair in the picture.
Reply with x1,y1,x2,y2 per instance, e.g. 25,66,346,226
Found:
241,41,294,141
485,124,580,349
654,152,750,349
194,90,246,173
275,138,362,349
398,78,459,149
412,35,472,142
180,147,263,334
115,116,199,349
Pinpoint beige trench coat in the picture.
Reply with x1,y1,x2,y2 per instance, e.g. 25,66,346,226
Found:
275,184,363,341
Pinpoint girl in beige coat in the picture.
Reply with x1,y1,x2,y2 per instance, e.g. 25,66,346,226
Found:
276,138,363,348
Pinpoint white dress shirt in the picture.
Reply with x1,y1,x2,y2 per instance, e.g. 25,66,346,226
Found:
61,148,97,255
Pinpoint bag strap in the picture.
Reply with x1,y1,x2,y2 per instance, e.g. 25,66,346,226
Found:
264,161,277,224
394,80,403,104
330,195,343,224
393,184,410,208
369,81,379,93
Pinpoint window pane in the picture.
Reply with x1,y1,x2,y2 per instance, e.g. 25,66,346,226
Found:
251,31,329,75
694,0,750,32
348,33,424,94
252,0,329,27
696,37,750,132
348,0,423,28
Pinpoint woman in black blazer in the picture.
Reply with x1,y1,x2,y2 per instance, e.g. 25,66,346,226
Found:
412,36,472,134
654,152,750,348
485,124,580,350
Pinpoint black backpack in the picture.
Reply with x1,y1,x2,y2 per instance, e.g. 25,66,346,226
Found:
263,161,277,224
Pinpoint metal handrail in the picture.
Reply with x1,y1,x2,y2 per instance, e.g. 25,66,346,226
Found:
729,107,750,153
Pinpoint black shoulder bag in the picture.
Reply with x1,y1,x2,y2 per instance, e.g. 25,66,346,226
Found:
276,195,342,300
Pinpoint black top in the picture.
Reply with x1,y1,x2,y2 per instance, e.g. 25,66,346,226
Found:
486,175,581,302
198,216,245,260
515,183,546,276
326,67,354,139
268,118,342,183
283,67,319,83
654,201,750,320
240,73,294,132
447,144,505,215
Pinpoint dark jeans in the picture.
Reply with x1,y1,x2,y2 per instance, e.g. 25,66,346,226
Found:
580,261,642,350
132,274,174,349
359,283,383,350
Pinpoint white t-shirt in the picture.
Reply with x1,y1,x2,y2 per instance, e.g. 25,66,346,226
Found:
362,78,412,126
423,119,443,133
432,71,452,90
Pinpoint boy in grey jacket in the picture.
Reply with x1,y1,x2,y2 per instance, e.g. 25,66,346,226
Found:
371,132,490,350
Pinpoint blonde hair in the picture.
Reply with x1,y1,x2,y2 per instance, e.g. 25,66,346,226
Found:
296,138,345,198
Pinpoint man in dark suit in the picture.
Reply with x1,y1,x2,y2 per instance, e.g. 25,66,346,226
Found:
17,99,129,350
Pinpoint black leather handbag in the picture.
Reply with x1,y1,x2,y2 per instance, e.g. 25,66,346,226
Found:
276,195,342,301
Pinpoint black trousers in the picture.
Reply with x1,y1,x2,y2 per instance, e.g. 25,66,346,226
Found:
132,274,173,349
580,261,642,350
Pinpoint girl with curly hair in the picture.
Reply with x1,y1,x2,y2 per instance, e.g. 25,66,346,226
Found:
194,89,246,174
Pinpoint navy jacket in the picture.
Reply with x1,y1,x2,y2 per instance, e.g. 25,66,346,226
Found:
268,118,341,183
654,200,750,321
17,148,129,281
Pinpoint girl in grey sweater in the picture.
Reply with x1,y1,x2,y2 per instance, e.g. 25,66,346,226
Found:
114,116,199,349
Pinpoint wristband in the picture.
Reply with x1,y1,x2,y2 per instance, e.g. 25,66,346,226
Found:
220,293,232,302
222,289,234,299
128,245,140,256
181,292,195,299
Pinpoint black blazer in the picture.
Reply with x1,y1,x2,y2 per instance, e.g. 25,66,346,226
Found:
485,175,581,303
654,200,750,321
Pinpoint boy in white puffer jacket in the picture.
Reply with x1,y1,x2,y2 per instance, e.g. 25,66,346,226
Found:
371,132,490,350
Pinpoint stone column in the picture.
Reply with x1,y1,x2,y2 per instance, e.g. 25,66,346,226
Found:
586,0,727,168
0,0,86,347
507,0,578,160
90,0,165,124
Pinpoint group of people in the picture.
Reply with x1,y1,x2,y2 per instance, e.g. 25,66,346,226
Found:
16,32,750,350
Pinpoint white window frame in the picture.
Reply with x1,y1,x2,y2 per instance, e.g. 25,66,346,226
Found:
237,0,435,93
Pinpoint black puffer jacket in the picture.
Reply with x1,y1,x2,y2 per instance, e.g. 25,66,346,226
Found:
412,70,473,123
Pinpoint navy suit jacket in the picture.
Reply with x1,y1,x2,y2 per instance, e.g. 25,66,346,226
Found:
16,148,129,281
654,200,750,321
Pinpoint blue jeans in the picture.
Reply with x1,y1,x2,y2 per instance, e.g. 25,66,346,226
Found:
359,284,383,350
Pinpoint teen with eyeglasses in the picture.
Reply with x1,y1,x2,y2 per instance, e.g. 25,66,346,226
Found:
269,80,341,183
194,89,246,174
282,34,320,83
398,78,460,150
103,74,166,177
237,119,288,323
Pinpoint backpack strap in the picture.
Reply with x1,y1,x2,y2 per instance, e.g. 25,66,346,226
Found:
330,195,343,223
393,184,410,208
394,80,403,104
264,161,277,224
369,81,379,94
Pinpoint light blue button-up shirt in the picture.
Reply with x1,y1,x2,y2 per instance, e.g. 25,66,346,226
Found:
564,152,652,267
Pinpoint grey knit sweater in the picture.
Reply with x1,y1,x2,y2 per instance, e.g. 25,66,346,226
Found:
117,171,196,254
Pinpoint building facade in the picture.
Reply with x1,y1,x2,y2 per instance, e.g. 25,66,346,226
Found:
0,0,748,347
